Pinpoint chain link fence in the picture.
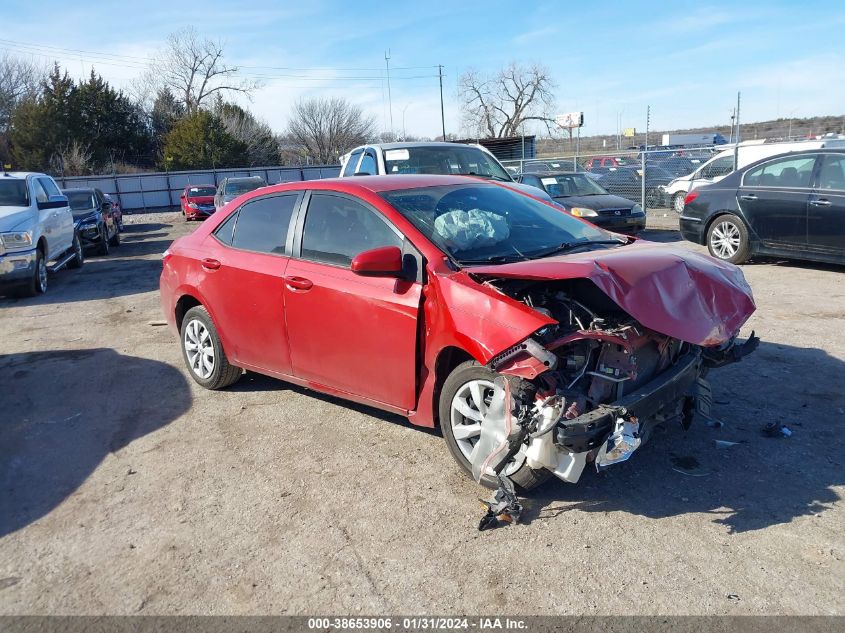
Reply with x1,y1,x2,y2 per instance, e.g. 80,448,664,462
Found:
502,145,729,213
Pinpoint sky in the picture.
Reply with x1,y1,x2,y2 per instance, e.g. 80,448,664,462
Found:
3,0,844,139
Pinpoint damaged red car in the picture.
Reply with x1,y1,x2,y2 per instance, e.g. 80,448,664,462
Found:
160,175,757,493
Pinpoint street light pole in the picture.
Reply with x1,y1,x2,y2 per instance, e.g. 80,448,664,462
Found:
385,50,394,135
438,64,446,141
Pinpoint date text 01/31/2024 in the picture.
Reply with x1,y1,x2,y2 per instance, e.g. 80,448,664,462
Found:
306,617,527,630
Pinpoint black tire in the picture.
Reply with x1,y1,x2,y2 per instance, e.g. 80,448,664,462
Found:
108,225,120,247
67,232,84,269
672,192,687,214
180,305,242,390
439,361,551,491
706,213,750,264
21,246,48,297
97,224,109,256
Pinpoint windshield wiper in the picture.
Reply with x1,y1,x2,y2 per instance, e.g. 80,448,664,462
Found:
526,239,627,259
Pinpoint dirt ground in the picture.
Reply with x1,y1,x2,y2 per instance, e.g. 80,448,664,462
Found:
1,211,843,615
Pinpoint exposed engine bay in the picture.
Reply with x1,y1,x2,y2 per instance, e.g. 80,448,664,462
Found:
469,277,759,530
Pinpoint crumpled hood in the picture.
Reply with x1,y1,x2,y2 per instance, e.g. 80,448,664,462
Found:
467,241,756,347
0,207,35,231
554,193,639,211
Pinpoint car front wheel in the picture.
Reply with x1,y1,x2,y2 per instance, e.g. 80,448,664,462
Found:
180,305,242,389
97,225,110,256
67,232,84,269
439,361,550,491
707,214,750,264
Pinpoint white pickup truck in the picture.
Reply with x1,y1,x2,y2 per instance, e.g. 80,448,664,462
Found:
0,171,84,296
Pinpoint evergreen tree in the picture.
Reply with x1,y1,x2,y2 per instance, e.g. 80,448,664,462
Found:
161,110,248,170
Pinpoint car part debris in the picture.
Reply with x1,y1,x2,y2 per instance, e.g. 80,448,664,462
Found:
478,474,523,531
714,440,741,448
595,416,641,469
762,422,792,438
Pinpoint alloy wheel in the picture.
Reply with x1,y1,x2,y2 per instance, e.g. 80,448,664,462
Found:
184,319,215,379
710,220,741,259
36,257,48,293
449,378,526,476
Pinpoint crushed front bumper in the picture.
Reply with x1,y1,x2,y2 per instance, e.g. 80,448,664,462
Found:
556,351,702,452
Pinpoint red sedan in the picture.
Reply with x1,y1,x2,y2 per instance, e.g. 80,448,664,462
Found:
160,175,756,493
180,184,217,220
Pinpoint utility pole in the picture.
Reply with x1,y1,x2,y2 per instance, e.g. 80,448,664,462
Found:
642,105,650,210
734,92,741,170
385,50,394,135
438,64,446,140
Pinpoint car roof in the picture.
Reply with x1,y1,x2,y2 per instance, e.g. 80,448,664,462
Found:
224,176,264,182
186,183,215,188
1,171,46,180
358,141,481,150
61,187,96,193
256,174,497,196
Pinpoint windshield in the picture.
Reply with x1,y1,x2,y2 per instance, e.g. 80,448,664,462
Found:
381,183,616,265
188,186,216,197
225,179,264,196
539,174,609,197
0,180,29,207
66,191,97,212
381,146,512,181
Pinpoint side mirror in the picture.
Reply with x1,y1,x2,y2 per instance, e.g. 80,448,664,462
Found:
38,194,69,210
180,193,186,199
351,246,404,277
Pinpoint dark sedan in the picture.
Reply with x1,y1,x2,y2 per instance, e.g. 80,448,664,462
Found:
595,166,672,208
518,171,646,234
679,149,845,265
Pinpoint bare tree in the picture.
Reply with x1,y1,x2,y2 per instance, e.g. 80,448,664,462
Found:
214,98,279,166
50,141,93,176
286,97,377,164
459,63,557,138
0,53,43,131
146,27,258,113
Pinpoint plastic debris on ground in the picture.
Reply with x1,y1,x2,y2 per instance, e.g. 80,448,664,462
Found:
762,422,793,438
714,440,741,448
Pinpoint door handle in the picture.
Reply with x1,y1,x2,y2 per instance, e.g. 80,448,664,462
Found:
285,276,313,291
809,199,831,206
739,194,758,201
201,258,221,270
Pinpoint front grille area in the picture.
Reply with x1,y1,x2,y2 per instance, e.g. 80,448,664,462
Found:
598,208,632,217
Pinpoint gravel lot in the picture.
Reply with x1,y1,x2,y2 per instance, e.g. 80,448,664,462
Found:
1,210,843,615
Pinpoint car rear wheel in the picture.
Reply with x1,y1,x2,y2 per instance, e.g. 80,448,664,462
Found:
439,361,550,491
707,214,750,264
181,305,242,389
67,232,84,269
673,192,687,213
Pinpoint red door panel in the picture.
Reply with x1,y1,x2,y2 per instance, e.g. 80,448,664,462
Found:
197,237,292,374
283,258,421,410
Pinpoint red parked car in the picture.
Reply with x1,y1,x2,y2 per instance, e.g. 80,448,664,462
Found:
180,184,217,220
160,175,757,493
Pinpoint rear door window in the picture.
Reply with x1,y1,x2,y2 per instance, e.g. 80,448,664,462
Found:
300,193,402,266
342,150,363,177
229,194,299,255
357,151,377,175
744,155,816,188
816,154,845,191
